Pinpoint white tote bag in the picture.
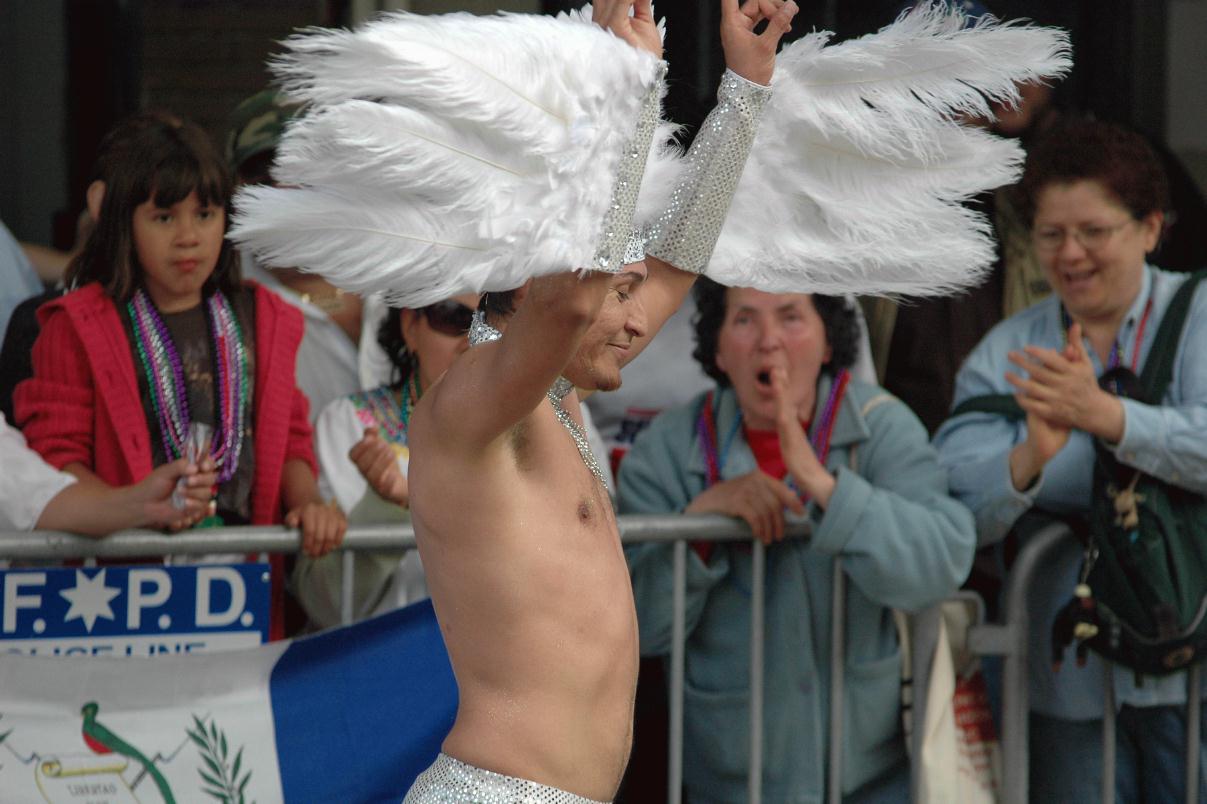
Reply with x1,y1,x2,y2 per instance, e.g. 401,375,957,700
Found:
916,602,1002,803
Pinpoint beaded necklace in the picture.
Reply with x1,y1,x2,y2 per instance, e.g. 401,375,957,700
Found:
352,373,422,446
127,288,248,483
468,311,607,486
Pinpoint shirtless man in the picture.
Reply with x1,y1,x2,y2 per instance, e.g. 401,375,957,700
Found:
405,1,797,800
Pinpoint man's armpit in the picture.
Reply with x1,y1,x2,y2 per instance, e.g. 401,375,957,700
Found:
508,418,536,474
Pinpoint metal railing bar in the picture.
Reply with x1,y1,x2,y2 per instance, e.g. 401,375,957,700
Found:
0,524,411,559
1187,663,1201,804
828,558,846,804
340,550,356,626
0,515,812,560
999,522,1074,804
669,539,686,804
13,512,1199,804
749,539,766,804
966,622,1017,657
1102,663,1116,804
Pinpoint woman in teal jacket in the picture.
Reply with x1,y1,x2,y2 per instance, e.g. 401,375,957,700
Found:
619,280,975,803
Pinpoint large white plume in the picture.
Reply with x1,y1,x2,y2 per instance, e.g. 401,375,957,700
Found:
707,3,1072,296
228,10,664,307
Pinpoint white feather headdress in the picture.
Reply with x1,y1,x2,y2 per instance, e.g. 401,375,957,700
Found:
704,5,1071,296
228,11,664,307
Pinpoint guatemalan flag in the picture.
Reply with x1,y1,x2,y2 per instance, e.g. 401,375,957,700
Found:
0,601,457,803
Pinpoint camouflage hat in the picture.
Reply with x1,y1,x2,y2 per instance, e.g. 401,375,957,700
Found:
226,90,298,172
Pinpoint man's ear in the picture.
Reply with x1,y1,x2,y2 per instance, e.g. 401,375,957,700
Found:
511,279,533,306
400,308,420,351
85,180,106,222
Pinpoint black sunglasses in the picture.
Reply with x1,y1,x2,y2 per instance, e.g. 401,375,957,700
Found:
421,300,475,337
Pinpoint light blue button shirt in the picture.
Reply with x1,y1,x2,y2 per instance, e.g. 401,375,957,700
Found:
0,221,43,340
934,265,1207,719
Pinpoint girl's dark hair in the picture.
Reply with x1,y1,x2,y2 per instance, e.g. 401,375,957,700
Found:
66,110,241,302
377,307,417,390
1019,117,1170,225
691,277,860,387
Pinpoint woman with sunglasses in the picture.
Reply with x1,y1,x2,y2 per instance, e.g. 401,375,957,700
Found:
293,293,478,629
934,119,1207,802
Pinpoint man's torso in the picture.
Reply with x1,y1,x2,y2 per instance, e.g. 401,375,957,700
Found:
409,386,639,801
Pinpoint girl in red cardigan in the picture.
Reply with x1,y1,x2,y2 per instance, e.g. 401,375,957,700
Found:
14,112,346,638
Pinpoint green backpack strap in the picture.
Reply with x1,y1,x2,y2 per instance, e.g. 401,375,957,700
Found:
1138,269,1207,402
949,393,1024,422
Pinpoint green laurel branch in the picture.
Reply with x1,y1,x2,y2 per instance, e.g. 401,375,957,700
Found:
187,714,253,804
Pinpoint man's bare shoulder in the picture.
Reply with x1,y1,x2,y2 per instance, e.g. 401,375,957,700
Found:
411,344,541,457
413,345,493,447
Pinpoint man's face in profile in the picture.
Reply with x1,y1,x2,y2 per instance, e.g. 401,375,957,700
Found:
564,263,649,392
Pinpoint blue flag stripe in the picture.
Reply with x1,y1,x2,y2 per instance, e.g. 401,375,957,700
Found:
270,600,457,802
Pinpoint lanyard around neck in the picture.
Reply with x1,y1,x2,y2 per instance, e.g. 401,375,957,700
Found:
697,370,852,492
1060,298,1154,374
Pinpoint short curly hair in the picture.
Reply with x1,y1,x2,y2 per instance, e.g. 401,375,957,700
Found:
1019,117,1170,225
691,278,860,387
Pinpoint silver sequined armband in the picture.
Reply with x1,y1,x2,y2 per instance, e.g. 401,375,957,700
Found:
591,62,668,273
645,69,772,274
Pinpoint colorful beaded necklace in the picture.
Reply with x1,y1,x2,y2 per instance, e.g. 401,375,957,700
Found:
353,373,421,446
127,288,249,482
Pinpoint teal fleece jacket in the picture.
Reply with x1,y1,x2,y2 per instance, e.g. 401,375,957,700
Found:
619,379,975,803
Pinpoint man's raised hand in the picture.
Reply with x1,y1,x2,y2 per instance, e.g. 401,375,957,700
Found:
721,0,799,86
592,0,663,60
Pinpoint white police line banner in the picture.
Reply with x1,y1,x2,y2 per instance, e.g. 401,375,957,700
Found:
1,564,270,657
0,601,458,803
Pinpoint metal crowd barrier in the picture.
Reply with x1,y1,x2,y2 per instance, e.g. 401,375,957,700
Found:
968,522,1203,804
3,517,1203,803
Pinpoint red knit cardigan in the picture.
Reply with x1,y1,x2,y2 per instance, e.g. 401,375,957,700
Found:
14,281,316,638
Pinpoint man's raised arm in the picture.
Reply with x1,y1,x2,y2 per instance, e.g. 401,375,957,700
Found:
424,271,621,452
628,0,798,359
422,0,668,450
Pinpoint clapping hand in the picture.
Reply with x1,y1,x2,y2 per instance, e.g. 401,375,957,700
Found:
1007,322,1125,444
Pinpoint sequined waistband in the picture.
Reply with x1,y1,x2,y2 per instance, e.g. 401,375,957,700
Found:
404,753,611,804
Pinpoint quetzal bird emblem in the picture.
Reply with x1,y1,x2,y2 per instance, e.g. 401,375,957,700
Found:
81,701,176,803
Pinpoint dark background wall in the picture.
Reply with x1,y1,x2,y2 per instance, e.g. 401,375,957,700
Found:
2,0,1204,248
541,0,1178,141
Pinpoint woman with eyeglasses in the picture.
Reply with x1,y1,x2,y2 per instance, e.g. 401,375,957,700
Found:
934,118,1207,802
293,294,478,629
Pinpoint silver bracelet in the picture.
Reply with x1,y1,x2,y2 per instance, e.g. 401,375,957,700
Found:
591,62,668,273
645,69,772,274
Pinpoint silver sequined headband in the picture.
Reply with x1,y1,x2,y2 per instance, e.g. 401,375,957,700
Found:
622,229,647,266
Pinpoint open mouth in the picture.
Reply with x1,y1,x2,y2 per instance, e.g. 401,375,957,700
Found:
1061,267,1098,287
756,370,771,387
